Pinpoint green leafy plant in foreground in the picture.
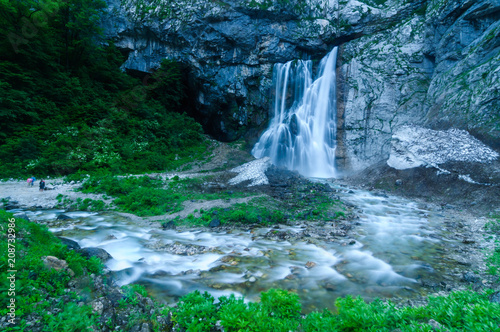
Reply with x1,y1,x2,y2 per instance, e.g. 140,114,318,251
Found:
166,288,500,332
0,209,102,331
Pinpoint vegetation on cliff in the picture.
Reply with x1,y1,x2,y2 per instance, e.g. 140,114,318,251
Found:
0,0,206,179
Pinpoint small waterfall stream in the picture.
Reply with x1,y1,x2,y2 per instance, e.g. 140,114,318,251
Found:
252,47,338,178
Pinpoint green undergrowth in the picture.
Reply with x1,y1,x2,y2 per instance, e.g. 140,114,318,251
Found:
55,194,108,212
75,171,346,223
168,288,500,332
0,0,209,179
173,192,346,227
292,190,345,221
173,198,287,227
0,209,103,330
77,174,254,216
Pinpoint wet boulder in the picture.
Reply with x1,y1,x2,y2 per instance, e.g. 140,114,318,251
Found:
4,201,20,210
209,218,221,228
58,237,81,250
490,291,500,304
77,247,113,262
13,212,30,221
162,220,176,230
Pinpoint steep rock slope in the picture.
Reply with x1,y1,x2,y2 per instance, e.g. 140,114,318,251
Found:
102,0,499,172
338,0,499,171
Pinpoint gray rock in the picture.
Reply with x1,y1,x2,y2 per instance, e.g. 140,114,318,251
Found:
13,212,30,221
209,218,221,228
56,214,72,220
162,220,176,230
100,0,499,173
428,319,444,330
4,203,19,210
490,291,500,304
462,271,480,283
58,237,81,250
77,247,113,262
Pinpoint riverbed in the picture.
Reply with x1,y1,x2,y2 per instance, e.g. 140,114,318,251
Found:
10,179,494,313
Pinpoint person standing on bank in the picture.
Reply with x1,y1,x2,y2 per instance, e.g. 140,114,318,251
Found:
39,179,45,192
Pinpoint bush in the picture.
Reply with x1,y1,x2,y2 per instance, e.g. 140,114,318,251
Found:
173,291,218,331
0,210,103,330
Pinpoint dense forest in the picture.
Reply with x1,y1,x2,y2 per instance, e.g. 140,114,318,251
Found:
0,0,206,178
1,1,500,331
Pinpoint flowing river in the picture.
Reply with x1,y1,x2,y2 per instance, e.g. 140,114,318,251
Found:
19,181,468,313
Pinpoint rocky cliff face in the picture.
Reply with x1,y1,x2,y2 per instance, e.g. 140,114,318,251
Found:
102,0,499,172
337,0,500,171
102,0,339,141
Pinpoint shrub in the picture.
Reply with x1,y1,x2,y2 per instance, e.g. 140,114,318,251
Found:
173,291,218,331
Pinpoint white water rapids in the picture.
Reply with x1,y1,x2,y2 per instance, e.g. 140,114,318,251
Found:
252,47,338,178
18,184,467,313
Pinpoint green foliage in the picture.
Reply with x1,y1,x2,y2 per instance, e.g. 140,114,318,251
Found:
44,302,97,332
218,294,254,330
0,209,102,330
167,288,500,332
173,290,218,331
80,174,255,216
183,201,286,226
119,284,150,308
172,289,301,332
260,288,301,319
70,197,106,211
486,215,500,278
0,0,207,179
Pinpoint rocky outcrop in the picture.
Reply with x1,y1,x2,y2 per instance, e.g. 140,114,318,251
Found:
423,0,500,147
102,0,337,140
102,0,499,172
338,0,500,171
102,0,426,141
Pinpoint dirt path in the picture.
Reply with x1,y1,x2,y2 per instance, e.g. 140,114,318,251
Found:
0,179,109,210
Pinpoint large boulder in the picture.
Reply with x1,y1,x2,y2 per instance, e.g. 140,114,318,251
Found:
77,247,113,262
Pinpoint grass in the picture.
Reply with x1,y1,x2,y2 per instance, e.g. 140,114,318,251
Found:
172,198,287,227
77,173,255,217
486,214,500,279
74,170,347,225
0,209,102,330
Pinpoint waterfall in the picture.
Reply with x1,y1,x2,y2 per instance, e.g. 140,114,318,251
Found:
252,47,338,178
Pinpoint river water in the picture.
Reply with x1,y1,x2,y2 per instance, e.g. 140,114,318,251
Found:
20,182,464,312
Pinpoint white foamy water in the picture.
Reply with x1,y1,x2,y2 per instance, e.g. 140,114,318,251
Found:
15,185,465,312
252,47,338,178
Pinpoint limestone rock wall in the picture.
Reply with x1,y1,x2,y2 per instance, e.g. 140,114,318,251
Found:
102,0,339,141
102,0,499,172
337,0,499,171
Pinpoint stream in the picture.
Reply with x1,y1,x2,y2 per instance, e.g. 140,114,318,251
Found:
18,181,470,313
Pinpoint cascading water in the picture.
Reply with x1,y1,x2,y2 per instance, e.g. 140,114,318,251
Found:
252,47,338,178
